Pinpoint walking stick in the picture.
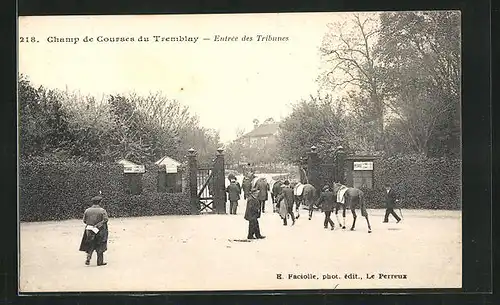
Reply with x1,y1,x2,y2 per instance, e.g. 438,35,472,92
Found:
397,199,404,220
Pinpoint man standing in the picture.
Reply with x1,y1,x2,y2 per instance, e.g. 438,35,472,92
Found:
226,179,241,215
317,185,335,230
79,195,109,266
276,180,295,226
255,178,269,213
383,183,402,223
244,187,266,239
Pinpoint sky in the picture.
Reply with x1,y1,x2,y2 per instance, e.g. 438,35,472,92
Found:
18,13,350,143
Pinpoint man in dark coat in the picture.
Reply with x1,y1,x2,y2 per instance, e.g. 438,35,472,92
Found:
255,178,270,213
242,175,253,200
383,183,402,223
79,195,109,266
226,179,241,215
276,180,295,226
244,187,266,239
271,180,283,213
317,185,335,230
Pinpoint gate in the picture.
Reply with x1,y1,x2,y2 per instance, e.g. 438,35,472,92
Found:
300,145,346,195
187,148,226,214
196,167,215,213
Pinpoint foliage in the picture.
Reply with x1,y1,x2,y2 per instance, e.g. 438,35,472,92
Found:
19,156,195,222
360,155,461,210
314,11,461,158
18,75,222,163
376,11,461,158
277,93,348,163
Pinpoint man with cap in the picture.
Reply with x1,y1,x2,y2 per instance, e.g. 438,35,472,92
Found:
383,183,402,223
316,185,335,230
244,187,266,239
276,180,295,226
79,195,109,266
226,178,241,214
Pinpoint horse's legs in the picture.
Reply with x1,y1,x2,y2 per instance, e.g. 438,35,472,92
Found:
365,215,372,233
334,204,340,225
342,205,347,229
350,208,357,230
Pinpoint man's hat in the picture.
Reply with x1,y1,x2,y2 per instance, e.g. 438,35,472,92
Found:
91,195,103,202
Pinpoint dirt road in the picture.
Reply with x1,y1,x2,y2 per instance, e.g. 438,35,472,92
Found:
20,199,461,292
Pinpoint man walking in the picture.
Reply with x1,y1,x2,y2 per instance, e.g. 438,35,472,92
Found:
244,187,266,239
226,178,241,214
383,183,402,223
79,195,109,266
276,180,295,226
317,185,335,230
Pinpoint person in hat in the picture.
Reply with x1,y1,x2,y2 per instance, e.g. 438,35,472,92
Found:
244,187,266,239
226,178,242,214
79,195,109,266
276,180,295,226
316,184,335,230
383,183,401,223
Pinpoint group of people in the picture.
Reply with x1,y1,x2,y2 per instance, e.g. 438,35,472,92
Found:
78,171,402,266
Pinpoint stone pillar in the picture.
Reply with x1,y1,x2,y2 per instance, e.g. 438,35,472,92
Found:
213,147,226,214
307,145,320,196
335,146,346,184
187,148,199,212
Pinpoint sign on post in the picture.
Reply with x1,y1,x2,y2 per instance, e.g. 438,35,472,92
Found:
124,165,146,173
353,161,373,171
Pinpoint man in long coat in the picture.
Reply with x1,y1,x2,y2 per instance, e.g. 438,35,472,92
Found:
276,180,295,226
244,187,266,239
241,175,253,200
271,180,283,213
79,195,109,266
383,183,402,223
255,177,270,213
226,179,241,215
317,185,335,230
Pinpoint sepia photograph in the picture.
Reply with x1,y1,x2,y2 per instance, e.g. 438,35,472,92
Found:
18,12,462,292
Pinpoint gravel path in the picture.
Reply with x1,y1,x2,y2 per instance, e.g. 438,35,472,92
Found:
20,202,461,292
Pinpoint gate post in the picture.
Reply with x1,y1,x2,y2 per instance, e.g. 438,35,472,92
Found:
213,147,226,214
187,148,199,211
335,146,346,184
307,145,320,196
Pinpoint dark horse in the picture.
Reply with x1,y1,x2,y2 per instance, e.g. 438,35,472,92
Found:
332,182,372,233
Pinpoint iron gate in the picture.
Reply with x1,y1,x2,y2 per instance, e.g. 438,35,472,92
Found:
197,167,214,213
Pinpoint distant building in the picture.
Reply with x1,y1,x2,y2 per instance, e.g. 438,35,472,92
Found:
237,122,280,147
233,122,280,165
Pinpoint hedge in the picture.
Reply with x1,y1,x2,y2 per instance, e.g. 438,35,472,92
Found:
19,157,196,222
358,155,462,210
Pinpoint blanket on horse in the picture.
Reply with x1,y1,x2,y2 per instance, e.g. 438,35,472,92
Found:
336,186,348,204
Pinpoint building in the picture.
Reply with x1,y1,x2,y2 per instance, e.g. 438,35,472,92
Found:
233,122,280,165
237,122,280,147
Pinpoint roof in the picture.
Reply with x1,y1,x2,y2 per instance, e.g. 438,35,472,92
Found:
241,123,279,138
117,159,139,166
155,156,181,166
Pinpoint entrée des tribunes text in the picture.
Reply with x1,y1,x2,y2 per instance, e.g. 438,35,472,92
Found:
20,34,289,45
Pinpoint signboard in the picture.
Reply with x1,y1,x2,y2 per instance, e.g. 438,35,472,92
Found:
353,161,373,171
124,165,146,173
165,166,178,174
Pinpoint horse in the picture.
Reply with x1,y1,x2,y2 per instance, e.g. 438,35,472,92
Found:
294,182,317,219
332,182,372,233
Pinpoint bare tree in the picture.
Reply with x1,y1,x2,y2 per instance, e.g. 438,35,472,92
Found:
318,13,385,149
